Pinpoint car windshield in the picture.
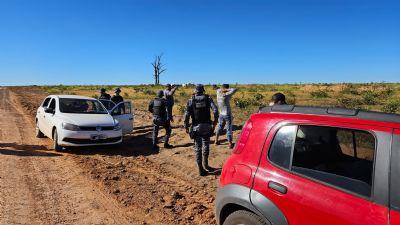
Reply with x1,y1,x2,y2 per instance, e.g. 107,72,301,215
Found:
59,98,108,114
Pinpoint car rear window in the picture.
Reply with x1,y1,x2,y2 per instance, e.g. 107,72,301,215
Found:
269,125,376,197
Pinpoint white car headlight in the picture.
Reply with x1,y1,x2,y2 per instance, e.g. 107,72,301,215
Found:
62,122,80,131
114,122,121,131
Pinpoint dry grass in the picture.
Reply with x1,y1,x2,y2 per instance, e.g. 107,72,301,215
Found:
38,83,400,126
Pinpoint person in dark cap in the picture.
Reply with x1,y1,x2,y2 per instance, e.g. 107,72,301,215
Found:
111,87,124,104
99,88,111,100
184,84,219,176
269,92,287,106
163,84,178,122
149,90,173,150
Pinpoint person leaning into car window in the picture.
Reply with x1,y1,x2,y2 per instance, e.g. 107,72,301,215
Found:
184,84,219,176
269,92,287,106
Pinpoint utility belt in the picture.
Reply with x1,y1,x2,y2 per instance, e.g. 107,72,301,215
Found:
190,123,212,139
153,116,168,127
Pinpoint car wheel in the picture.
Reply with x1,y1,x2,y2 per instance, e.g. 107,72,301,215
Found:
223,210,270,225
53,129,63,152
35,121,45,138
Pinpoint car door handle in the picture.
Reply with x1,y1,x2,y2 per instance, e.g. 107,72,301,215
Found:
268,181,287,194
129,117,133,120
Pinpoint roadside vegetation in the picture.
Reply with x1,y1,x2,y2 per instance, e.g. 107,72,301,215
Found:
39,83,400,125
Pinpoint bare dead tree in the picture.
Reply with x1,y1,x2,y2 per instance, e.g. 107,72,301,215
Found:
151,54,166,85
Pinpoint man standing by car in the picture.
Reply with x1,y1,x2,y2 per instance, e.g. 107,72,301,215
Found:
149,91,173,150
184,84,219,176
111,87,124,104
99,88,111,100
164,84,178,122
215,84,237,149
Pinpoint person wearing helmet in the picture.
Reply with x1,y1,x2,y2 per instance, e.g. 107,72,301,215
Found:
149,90,173,150
269,92,287,106
163,84,178,122
184,84,219,176
215,84,237,149
99,88,111,100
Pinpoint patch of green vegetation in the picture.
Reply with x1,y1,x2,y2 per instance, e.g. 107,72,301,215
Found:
310,90,329,98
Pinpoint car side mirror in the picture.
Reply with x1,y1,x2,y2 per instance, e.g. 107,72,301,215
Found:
45,107,55,114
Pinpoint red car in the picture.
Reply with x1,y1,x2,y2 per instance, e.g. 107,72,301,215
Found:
216,105,400,225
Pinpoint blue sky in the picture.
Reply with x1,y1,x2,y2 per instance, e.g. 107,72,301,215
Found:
0,0,399,85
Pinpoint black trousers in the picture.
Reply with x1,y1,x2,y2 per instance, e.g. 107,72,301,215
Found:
152,120,172,145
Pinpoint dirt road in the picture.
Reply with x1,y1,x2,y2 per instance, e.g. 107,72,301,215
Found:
0,87,236,225
0,87,134,225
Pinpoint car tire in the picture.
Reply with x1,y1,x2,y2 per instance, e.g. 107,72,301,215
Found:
223,210,270,225
53,129,63,152
35,121,45,138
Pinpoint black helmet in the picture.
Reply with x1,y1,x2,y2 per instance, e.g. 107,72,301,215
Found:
157,90,164,98
195,84,205,94
100,88,106,93
222,84,229,89
272,92,287,104
114,87,121,93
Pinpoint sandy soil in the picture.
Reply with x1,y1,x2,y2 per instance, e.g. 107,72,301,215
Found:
0,87,239,225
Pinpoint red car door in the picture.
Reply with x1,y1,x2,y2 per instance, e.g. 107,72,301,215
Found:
390,129,400,225
251,121,390,225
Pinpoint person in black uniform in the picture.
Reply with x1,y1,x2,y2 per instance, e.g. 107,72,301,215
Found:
111,87,124,104
99,88,111,100
111,87,125,114
184,84,219,176
149,90,173,150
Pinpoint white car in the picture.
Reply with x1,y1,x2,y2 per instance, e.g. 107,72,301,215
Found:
35,95,134,151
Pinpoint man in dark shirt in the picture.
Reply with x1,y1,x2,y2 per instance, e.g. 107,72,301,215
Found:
111,87,124,104
149,90,172,150
99,88,111,100
184,84,219,176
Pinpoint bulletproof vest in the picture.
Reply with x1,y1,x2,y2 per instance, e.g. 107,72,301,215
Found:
192,95,211,124
153,98,166,117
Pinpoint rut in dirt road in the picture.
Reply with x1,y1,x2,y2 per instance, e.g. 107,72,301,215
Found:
0,87,132,225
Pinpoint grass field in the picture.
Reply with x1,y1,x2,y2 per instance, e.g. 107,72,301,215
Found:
38,83,400,125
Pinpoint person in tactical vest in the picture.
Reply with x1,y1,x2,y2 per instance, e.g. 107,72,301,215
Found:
149,90,173,150
111,87,124,104
184,84,219,176
99,88,111,100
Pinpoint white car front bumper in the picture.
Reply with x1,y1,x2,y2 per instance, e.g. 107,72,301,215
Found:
58,129,123,147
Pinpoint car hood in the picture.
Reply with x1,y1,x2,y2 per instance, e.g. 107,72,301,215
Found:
57,113,116,127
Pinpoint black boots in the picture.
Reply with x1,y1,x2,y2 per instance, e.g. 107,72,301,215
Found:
198,163,208,176
203,157,217,172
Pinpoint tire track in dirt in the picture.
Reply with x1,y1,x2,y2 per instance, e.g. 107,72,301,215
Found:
0,87,133,225
5,86,237,225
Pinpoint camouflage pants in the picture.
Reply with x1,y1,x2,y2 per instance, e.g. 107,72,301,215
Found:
152,121,171,145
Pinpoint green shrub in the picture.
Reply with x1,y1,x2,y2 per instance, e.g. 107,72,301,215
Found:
310,90,329,98
253,93,264,101
234,98,252,109
382,100,400,113
337,96,363,109
361,91,379,105
340,84,359,95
